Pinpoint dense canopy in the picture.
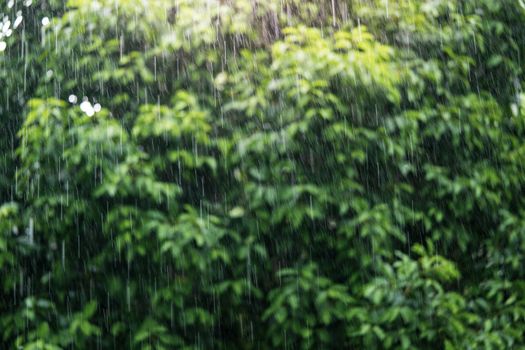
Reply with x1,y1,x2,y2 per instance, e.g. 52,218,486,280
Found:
1,0,525,348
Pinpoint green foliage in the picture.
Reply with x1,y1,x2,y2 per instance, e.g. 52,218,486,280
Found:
2,0,525,348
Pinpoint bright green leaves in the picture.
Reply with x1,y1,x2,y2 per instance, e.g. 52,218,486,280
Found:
158,207,230,266
133,91,210,143
67,301,102,341
14,89,224,347
354,248,466,349
0,202,17,270
263,263,352,348
5,298,100,349
270,25,400,117
339,203,405,251
94,152,181,202
4,0,525,349
133,317,184,350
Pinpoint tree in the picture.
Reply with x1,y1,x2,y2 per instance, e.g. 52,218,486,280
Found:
2,0,525,348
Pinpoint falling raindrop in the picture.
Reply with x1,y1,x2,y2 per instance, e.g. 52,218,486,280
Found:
13,16,23,29
0,41,6,52
27,218,34,245
68,94,78,104
41,17,50,27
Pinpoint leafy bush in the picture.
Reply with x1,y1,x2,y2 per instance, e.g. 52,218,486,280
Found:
1,0,525,348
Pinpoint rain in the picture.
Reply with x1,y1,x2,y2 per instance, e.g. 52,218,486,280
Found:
0,0,525,349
